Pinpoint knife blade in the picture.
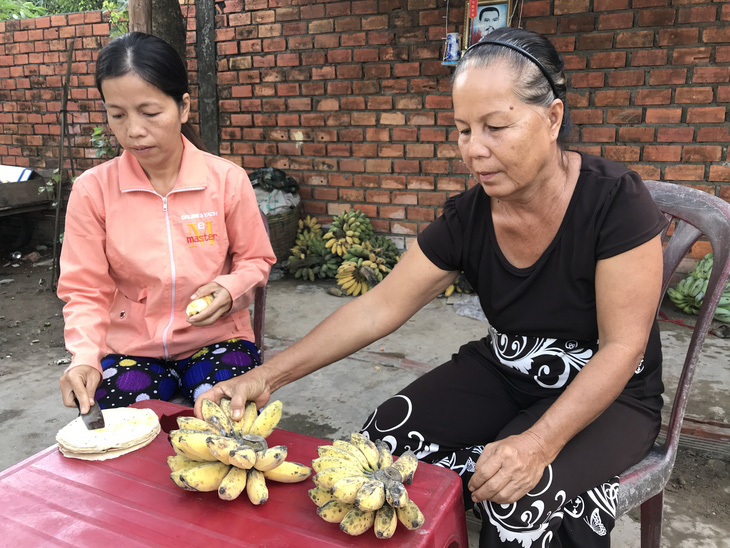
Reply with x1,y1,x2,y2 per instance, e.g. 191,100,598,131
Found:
73,397,106,430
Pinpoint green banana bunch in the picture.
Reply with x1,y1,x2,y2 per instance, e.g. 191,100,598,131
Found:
287,216,342,280
323,209,374,257
309,433,424,537
667,253,730,323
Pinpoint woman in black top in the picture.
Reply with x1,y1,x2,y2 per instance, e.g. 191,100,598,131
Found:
199,28,667,547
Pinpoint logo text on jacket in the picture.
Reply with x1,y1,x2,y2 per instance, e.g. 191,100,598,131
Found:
186,221,218,246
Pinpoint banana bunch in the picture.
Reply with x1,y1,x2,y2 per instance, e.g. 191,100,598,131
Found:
323,209,374,257
443,272,474,298
369,235,402,269
667,253,730,323
167,399,311,505
288,216,341,280
309,433,424,538
336,260,383,296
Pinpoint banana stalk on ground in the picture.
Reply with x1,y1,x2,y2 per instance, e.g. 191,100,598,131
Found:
167,399,311,505
667,253,730,323
309,433,424,538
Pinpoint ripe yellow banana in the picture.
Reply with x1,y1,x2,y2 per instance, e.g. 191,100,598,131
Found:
233,400,258,436
248,400,282,438
186,294,213,317
317,500,355,524
246,468,269,505
309,486,337,506
263,461,312,483
218,466,248,501
374,439,393,469
339,507,376,536
396,498,425,530
167,454,200,473
384,477,409,508
312,456,364,475
329,475,369,504
391,450,418,484
354,478,386,512
316,445,365,468
332,440,371,470
313,466,364,490
201,399,234,437
374,504,397,539
349,432,380,470
176,461,230,492
254,445,288,472
170,430,218,461
229,445,257,469
176,416,218,434
205,435,240,465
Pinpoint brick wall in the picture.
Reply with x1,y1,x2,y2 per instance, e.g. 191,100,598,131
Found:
1,0,728,250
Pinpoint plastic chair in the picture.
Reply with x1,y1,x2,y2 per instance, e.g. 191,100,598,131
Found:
616,180,730,547
253,210,269,362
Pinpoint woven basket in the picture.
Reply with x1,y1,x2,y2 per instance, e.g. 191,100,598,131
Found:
266,204,301,264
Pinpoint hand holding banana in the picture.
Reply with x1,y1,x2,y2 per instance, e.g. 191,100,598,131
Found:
186,282,232,326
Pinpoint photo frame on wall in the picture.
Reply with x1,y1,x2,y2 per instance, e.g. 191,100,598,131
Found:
463,0,513,50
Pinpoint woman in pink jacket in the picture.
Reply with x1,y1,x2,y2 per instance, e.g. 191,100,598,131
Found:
58,33,276,414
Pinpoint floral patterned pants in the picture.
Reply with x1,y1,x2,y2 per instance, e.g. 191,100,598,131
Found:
361,337,661,547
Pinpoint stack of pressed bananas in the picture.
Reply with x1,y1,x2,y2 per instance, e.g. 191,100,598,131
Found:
323,209,374,257
309,433,425,538
167,399,311,505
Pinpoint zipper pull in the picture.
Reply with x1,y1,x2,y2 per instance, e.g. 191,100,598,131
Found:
162,196,168,212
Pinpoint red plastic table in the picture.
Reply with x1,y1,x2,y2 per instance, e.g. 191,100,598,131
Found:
0,400,468,547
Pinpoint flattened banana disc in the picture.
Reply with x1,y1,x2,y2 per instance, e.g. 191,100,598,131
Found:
56,407,160,458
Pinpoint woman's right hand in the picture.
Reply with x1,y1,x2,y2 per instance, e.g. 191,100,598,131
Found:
60,365,102,414
193,365,273,421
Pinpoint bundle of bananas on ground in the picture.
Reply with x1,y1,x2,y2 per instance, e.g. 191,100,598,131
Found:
335,260,382,296
167,399,311,505
287,216,340,280
323,209,374,257
667,253,730,323
369,235,402,269
443,272,474,297
309,433,425,538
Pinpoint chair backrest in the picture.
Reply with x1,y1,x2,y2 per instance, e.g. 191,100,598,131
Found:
253,210,269,362
643,180,730,456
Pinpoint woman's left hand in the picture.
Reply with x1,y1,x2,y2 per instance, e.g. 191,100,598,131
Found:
467,431,551,505
186,282,232,326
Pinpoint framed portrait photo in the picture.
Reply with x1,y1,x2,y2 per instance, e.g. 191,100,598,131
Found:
463,0,513,50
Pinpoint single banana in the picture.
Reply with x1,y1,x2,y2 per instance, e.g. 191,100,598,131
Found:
332,440,371,470
170,430,218,461
206,435,241,465
316,500,355,523
176,461,230,492
263,461,312,483
329,475,369,504
396,497,425,530
248,400,283,438
229,445,257,469
309,486,337,506
313,466,364,490
312,456,364,475
176,416,218,434
354,478,386,512
233,400,258,436
254,445,288,472
200,399,234,437
349,432,380,470
246,468,269,505
317,445,365,468
374,439,393,469
339,507,376,536
374,504,398,539
186,294,213,317
391,450,418,484
384,477,409,508
218,466,248,501
219,398,233,420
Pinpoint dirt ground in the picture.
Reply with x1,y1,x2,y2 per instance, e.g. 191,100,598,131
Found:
1,243,728,543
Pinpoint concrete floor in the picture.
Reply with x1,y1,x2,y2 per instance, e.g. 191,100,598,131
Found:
1,276,728,547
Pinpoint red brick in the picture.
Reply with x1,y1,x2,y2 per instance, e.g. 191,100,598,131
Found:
608,70,645,87
697,127,730,142
719,86,730,103
658,28,699,46
589,51,626,69
703,26,730,44
618,127,655,142
636,89,672,105
631,50,668,66
638,8,676,27
366,190,392,203
682,146,722,163
648,68,687,86
693,67,730,83
525,18,559,35
572,72,605,88
644,146,682,162
616,31,654,48
678,6,717,24
594,90,631,106
407,207,435,222
604,146,641,162
380,205,405,219
657,127,695,142
687,107,726,123
582,127,615,142
554,0,590,15
672,47,711,65
709,165,730,183
577,33,614,51
571,109,604,124
675,87,714,103
664,165,705,181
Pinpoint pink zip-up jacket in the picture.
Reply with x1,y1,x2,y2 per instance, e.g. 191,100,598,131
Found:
58,137,276,373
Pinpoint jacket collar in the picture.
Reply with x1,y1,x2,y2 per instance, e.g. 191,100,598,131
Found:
118,135,208,193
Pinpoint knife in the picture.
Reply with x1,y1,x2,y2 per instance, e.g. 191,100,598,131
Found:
73,397,106,430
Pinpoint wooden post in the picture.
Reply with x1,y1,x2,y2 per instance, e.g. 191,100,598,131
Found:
128,0,152,33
